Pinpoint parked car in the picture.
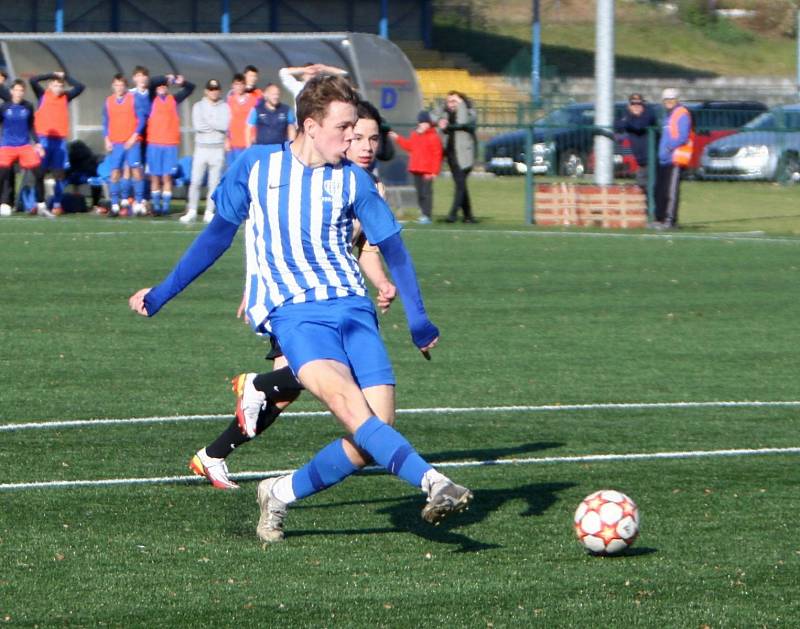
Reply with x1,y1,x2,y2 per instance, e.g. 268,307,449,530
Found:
486,100,767,178
699,104,800,181
484,102,632,177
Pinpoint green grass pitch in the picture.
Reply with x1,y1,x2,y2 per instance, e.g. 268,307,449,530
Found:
1,186,799,626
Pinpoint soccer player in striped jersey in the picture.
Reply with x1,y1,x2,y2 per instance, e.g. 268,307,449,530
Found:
226,73,258,167
145,74,194,215
0,79,47,217
189,98,395,490
29,71,84,215
129,76,473,542
103,74,145,217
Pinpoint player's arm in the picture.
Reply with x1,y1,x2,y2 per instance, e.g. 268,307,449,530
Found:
129,152,253,317
353,170,438,352
63,74,85,101
28,74,50,100
173,78,195,104
245,107,257,148
102,100,112,152
353,226,396,313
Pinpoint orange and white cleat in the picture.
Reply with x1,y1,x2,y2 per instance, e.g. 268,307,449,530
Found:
189,448,239,490
231,373,266,438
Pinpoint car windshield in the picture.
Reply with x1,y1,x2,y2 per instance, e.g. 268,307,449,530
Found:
535,106,592,127
744,108,800,131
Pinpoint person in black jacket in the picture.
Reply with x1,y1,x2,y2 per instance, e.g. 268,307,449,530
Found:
617,93,657,190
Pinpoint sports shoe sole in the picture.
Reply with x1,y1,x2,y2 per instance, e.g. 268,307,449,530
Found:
421,488,474,525
231,374,252,436
189,454,239,490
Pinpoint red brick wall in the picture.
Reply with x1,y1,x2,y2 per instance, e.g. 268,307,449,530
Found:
535,183,648,229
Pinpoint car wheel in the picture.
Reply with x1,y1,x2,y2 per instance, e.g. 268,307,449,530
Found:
778,152,800,184
559,149,586,178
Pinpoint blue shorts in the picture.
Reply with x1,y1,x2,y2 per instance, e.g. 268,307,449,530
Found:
269,296,395,389
146,144,179,176
40,137,69,171
109,142,142,171
226,148,245,167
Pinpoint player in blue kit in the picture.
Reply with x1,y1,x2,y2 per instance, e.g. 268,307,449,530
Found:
129,75,473,543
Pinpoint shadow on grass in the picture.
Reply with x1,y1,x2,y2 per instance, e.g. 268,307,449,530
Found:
587,546,658,558
422,440,564,463
279,481,576,553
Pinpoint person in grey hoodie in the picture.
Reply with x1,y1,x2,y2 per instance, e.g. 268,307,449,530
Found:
437,91,477,223
181,79,230,223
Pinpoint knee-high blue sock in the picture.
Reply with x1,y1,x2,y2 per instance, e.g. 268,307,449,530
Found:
133,178,145,203
161,192,172,213
120,178,131,201
291,439,359,500
353,417,432,488
151,190,162,213
109,180,121,206
53,179,65,206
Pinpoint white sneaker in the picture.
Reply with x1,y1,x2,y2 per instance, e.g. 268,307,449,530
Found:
203,210,214,224
0,203,11,217
132,202,147,216
232,373,266,438
256,477,288,543
189,448,239,490
36,202,55,219
120,198,130,209
110,204,120,216
179,209,197,224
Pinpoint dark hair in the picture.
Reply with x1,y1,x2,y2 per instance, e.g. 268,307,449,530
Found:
264,82,279,90
11,78,25,89
243,65,258,74
296,75,358,130
356,99,382,127
132,65,149,77
0,70,7,81
50,75,65,84
112,73,127,84
232,73,245,83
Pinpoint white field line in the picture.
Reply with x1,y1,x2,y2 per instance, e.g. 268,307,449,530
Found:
4,400,800,432
3,224,800,245
2,446,799,492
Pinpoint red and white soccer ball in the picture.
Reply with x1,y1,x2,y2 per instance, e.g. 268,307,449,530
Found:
574,490,639,555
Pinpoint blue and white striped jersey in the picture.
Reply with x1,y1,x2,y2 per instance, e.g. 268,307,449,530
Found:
213,142,401,333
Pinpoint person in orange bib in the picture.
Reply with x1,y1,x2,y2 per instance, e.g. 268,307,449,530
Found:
145,74,194,216
655,87,694,229
30,71,85,214
103,73,145,217
226,73,258,167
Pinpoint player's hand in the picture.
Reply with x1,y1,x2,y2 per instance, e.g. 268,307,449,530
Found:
376,280,396,313
104,137,113,153
387,131,398,140
438,119,448,130
236,294,251,324
166,74,175,84
53,71,65,79
129,288,151,316
124,134,138,150
175,75,185,86
224,137,231,152
34,143,44,157
419,336,438,360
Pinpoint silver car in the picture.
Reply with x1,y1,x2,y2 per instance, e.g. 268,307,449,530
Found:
699,104,800,181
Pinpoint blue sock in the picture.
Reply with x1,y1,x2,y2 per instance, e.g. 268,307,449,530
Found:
161,192,172,213
353,417,432,488
53,179,64,206
109,180,121,206
151,191,162,213
133,178,145,203
291,439,358,500
120,178,131,201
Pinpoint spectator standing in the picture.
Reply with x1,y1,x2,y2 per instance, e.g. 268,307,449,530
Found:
437,91,477,223
0,79,47,217
389,110,443,224
180,79,230,224
226,73,257,166
146,74,195,216
103,73,145,216
617,92,657,191
656,87,693,229
243,65,263,100
246,83,296,147
30,71,85,215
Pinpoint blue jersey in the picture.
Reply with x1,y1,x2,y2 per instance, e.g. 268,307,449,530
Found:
247,100,295,145
213,142,401,332
130,87,152,134
0,100,36,147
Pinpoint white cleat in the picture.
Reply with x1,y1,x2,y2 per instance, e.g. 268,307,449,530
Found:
232,373,266,438
203,210,214,224
421,480,474,524
189,448,239,490
179,209,197,224
36,202,55,219
256,477,288,543
0,203,11,217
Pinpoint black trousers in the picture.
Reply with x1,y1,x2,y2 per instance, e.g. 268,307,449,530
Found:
0,166,43,206
412,173,433,218
447,157,473,220
654,163,681,226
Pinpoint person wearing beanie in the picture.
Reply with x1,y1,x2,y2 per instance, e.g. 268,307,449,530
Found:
388,110,443,224
655,87,693,229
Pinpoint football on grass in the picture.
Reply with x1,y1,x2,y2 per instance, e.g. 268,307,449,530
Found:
574,490,639,555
